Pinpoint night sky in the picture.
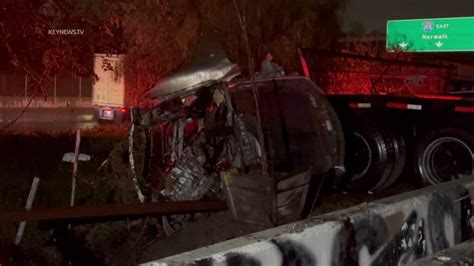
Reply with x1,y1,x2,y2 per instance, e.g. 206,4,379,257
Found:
343,0,474,34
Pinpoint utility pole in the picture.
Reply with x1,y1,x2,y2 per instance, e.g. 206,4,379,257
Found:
232,0,269,176
54,75,57,105
24,74,27,97
79,77,82,103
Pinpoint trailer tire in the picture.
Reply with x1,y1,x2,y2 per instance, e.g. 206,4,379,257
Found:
345,125,395,192
414,128,474,186
378,133,406,190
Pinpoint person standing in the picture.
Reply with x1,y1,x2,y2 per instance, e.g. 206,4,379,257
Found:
260,52,285,77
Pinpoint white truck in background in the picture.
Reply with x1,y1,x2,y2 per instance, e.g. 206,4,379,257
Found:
92,53,128,122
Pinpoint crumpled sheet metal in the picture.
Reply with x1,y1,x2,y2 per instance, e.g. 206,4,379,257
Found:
150,39,241,99
160,149,214,201
233,115,261,168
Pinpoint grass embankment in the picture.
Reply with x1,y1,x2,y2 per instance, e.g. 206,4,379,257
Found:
0,125,159,265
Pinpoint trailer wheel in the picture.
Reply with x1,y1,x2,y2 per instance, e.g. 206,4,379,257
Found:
346,125,394,192
415,129,474,186
377,133,406,190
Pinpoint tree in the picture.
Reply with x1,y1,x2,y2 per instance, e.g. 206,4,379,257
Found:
1,0,348,108
117,0,200,106
308,39,451,95
0,0,120,94
194,0,347,72
0,0,122,129
117,0,347,106
349,21,366,36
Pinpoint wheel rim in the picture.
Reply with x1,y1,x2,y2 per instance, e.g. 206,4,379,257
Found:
419,137,474,184
349,132,372,181
162,214,192,236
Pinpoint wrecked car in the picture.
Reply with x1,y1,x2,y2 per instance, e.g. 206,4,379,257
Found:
128,40,345,230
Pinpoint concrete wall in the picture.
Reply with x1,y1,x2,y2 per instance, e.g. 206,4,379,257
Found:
0,107,96,123
0,71,93,97
407,239,474,265
0,97,92,108
143,177,474,266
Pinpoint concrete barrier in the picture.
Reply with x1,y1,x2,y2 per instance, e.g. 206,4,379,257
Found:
407,239,474,265
142,177,474,266
0,107,96,123
0,97,91,108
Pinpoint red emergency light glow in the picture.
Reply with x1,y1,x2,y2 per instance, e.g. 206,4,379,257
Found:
455,106,474,113
415,94,462,100
349,102,372,109
387,102,407,109
387,102,422,110
298,48,311,79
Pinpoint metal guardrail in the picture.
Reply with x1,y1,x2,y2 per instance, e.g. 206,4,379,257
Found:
0,200,227,222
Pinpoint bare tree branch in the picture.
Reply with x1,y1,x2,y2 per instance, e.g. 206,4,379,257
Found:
0,69,48,131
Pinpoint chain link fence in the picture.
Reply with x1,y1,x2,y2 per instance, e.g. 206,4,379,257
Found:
0,70,93,107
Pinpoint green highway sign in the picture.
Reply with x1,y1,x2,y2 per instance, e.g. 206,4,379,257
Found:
386,17,474,52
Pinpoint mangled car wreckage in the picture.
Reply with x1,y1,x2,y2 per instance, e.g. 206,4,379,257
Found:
128,40,345,230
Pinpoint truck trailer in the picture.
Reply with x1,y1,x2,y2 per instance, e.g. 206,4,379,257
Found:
92,53,128,122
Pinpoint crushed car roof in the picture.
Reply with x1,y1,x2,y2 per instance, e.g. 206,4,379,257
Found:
149,39,241,99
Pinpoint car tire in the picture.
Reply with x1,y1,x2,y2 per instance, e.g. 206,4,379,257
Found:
414,128,474,186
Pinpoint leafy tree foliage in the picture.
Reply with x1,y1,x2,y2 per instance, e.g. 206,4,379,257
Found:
192,0,347,72
120,0,347,105
0,0,121,97
1,0,347,104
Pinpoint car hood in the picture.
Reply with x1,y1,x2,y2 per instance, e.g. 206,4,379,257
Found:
149,39,241,99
